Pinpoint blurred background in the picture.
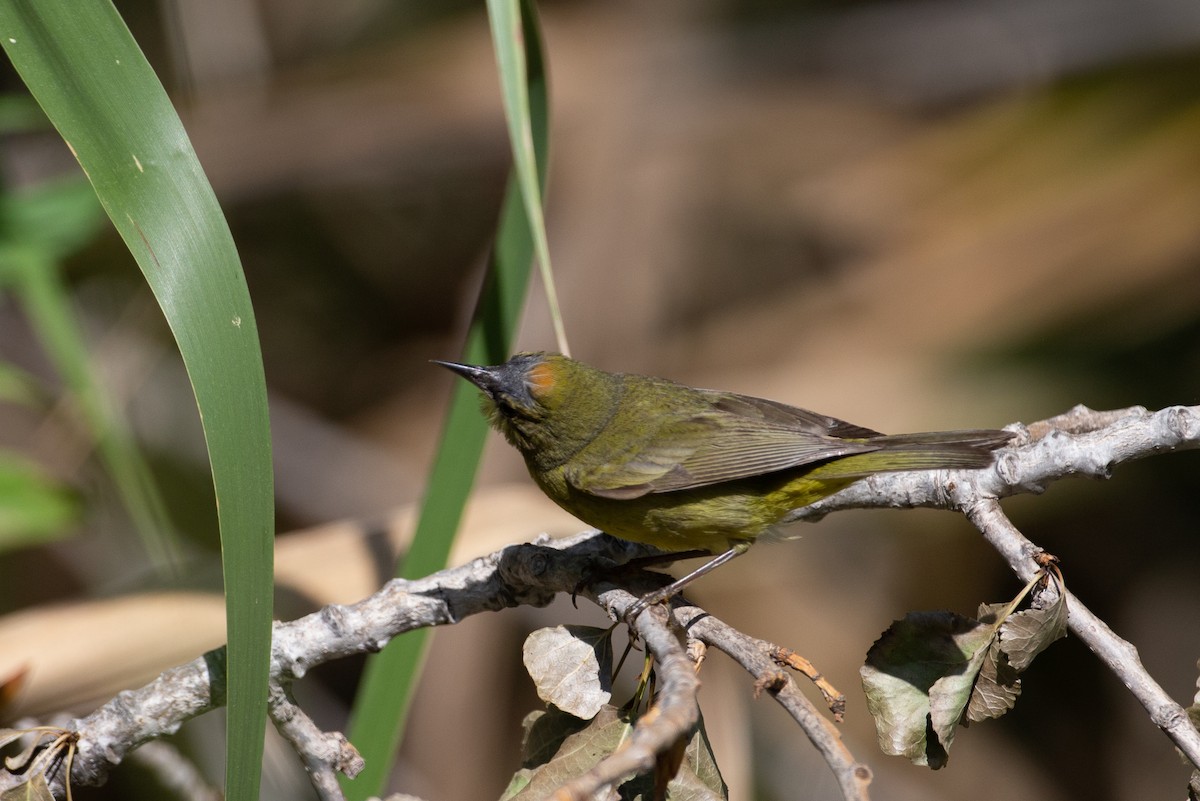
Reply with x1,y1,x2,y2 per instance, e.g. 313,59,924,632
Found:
2,0,1200,798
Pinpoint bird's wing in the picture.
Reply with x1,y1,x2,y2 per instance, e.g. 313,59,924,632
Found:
566,389,881,500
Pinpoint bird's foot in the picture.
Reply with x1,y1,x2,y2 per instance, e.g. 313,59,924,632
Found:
570,549,711,609
622,586,675,626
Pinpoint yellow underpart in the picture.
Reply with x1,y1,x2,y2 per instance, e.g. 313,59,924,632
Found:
533,464,858,554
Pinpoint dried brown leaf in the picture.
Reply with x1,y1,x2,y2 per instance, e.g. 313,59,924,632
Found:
522,625,614,720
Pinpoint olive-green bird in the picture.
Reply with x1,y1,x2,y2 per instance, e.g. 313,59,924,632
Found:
437,352,1012,615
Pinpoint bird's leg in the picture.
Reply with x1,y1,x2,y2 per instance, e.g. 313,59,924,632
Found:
614,548,714,572
624,541,751,623
571,548,712,608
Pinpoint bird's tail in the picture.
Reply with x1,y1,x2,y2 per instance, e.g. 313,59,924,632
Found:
818,429,1014,476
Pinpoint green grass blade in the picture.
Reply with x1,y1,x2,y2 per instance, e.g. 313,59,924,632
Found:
0,5,274,800
0,172,183,570
0,450,78,552
0,185,175,571
342,2,549,797
7,244,180,571
486,0,568,356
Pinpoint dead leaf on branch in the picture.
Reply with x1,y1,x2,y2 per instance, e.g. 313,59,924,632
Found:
0,772,54,801
643,715,726,801
1188,658,1200,733
997,582,1068,672
0,726,79,797
1184,658,1200,796
861,570,1068,768
522,625,614,720
503,706,726,801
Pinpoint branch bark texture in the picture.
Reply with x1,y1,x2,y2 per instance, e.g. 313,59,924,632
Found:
8,404,1199,800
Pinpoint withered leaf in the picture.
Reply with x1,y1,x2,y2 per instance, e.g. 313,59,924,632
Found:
862,611,995,768
503,705,630,800
1188,659,1200,733
504,705,726,801
863,573,1069,769
523,625,614,720
998,584,1068,672
964,640,1021,723
625,711,725,801
0,772,54,801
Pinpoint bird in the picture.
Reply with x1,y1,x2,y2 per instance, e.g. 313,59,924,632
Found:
437,352,1012,617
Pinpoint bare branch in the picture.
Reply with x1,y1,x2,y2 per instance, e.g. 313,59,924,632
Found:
27,532,646,796
788,404,1200,519
965,497,1200,769
10,404,1199,798
790,404,1200,771
548,589,701,800
268,683,363,799
677,606,872,801
127,740,221,801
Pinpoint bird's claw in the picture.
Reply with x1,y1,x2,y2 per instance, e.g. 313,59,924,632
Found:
569,578,586,609
570,556,622,608
622,586,673,628
623,597,650,626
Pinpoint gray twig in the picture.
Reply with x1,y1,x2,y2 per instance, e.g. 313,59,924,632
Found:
678,606,872,801
964,496,1200,770
792,404,1200,771
549,589,701,800
27,532,646,797
268,683,364,799
788,404,1200,519
127,740,222,801
9,404,1199,798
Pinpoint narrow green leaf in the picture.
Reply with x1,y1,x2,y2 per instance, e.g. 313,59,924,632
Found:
0,93,48,133
0,175,179,568
0,6,274,801
0,361,42,407
0,177,105,261
486,0,569,355
0,452,78,552
3,245,179,570
342,2,549,797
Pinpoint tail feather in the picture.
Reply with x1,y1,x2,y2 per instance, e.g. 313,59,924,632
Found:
815,429,1013,477
871,429,1015,451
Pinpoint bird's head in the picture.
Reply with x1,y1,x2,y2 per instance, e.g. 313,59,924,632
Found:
435,352,616,461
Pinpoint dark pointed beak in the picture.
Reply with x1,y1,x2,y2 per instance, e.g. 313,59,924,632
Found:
432,359,502,393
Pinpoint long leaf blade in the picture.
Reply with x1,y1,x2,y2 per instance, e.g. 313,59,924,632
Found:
342,1,550,797
487,0,568,355
0,5,274,800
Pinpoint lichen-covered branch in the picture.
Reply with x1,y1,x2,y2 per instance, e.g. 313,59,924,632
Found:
547,590,701,800
793,404,1200,771
677,606,872,801
965,497,1200,770
268,683,363,800
9,404,1200,799
28,531,646,797
788,404,1200,520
